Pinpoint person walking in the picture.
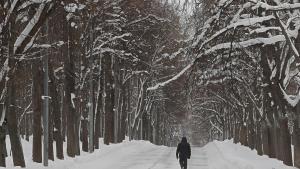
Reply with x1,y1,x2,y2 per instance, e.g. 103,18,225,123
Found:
176,137,191,169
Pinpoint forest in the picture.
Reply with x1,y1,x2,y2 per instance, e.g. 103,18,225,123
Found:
2,0,300,168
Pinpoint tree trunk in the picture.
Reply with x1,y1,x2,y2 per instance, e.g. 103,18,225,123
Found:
275,123,282,160
266,124,277,158
233,118,240,144
119,86,127,142
81,109,88,152
240,124,248,146
25,114,30,141
32,60,43,163
94,65,103,148
7,73,25,167
49,65,64,160
0,116,6,167
279,117,292,166
256,122,263,156
48,105,54,161
262,121,270,156
64,20,77,157
293,116,300,168
103,54,114,145
248,109,255,150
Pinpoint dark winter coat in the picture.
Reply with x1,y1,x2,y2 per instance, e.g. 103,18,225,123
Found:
176,137,191,159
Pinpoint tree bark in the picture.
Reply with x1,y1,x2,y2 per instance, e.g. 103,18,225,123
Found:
94,62,103,148
240,124,248,146
103,54,114,145
49,64,64,160
256,122,263,156
32,60,43,163
64,20,77,157
0,116,6,167
279,117,292,166
262,121,270,156
293,116,300,168
7,73,25,167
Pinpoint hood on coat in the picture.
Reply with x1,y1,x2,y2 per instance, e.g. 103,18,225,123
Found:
181,137,187,143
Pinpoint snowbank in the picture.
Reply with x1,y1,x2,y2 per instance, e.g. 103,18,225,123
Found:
5,137,163,169
204,139,297,169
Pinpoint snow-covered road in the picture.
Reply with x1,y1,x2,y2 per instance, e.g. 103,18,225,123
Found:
5,139,297,169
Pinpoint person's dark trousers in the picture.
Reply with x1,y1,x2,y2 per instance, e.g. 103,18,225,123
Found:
179,158,187,169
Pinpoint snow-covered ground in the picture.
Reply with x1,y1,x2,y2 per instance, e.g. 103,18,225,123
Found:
4,138,297,169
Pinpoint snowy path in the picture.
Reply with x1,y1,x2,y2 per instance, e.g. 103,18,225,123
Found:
68,142,208,169
5,139,297,169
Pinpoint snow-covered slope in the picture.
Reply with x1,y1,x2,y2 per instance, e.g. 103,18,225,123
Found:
4,138,297,169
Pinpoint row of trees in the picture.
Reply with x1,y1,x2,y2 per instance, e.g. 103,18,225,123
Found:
0,0,188,167
187,0,300,168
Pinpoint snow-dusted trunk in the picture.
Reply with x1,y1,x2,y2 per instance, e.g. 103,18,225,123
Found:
64,19,77,157
32,59,43,163
49,63,63,160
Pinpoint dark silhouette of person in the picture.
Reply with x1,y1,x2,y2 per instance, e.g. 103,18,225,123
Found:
176,137,191,169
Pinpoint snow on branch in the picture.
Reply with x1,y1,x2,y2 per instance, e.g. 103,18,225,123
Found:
147,35,286,91
250,0,300,11
210,119,223,134
249,27,281,35
280,84,300,107
0,59,9,83
0,106,6,127
14,2,46,53
147,62,193,91
274,12,300,58
205,35,285,55
192,0,234,48
0,0,19,34
92,33,131,55
127,14,171,26
200,15,275,51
